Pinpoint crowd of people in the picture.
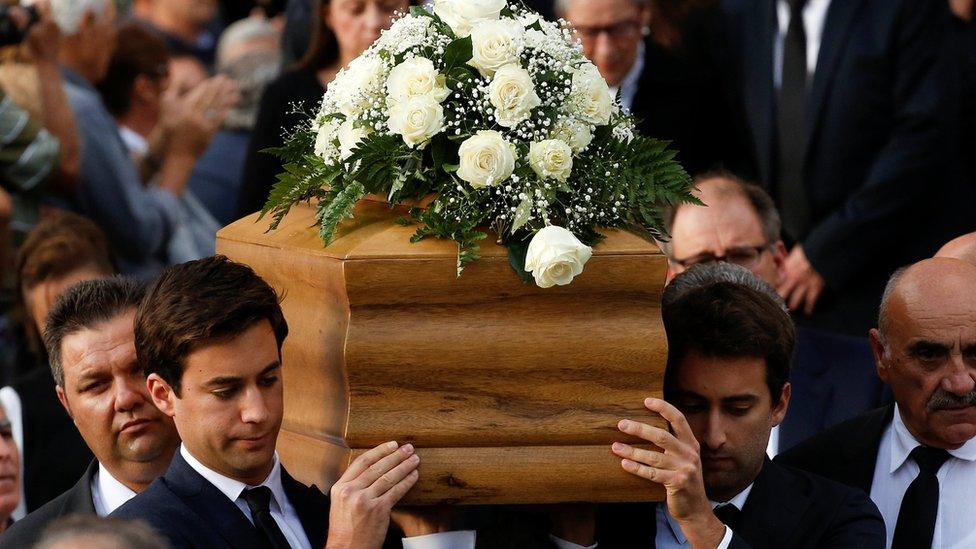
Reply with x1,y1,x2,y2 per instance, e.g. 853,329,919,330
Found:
0,0,972,547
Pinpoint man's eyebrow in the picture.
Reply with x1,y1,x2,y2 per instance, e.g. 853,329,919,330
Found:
721,395,760,405
260,362,281,376
907,340,952,353
204,363,280,387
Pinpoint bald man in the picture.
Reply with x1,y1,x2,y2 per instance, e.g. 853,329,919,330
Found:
778,258,976,548
936,232,976,265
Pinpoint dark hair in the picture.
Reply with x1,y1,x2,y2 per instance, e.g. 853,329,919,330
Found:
98,21,171,117
43,277,146,387
36,515,167,549
295,0,339,72
662,277,794,402
135,256,288,396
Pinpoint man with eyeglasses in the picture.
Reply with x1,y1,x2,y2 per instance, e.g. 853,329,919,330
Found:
662,172,887,455
555,0,743,176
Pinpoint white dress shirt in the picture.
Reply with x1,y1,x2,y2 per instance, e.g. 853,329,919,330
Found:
774,0,833,87
91,463,138,516
610,41,646,112
870,405,976,549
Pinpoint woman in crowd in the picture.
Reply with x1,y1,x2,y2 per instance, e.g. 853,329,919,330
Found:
237,0,411,218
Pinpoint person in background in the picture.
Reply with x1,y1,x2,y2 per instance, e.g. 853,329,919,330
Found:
0,278,181,548
130,0,222,69
0,403,21,533
188,15,282,225
237,0,411,218
555,0,741,176
779,258,976,548
662,172,885,453
34,515,166,549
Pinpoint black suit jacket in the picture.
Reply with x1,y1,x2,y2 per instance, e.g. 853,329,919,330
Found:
0,460,98,548
776,405,895,495
593,459,885,548
717,0,967,335
111,451,332,548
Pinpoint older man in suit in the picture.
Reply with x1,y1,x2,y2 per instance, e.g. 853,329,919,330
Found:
0,278,181,547
112,256,469,548
551,264,885,548
778,258,976,548
716,0,967,337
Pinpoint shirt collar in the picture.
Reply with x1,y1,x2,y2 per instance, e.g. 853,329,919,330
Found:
180,444,287,513
610,41,645,111
889,404,976,474
94,463,138,516
664,483,754,544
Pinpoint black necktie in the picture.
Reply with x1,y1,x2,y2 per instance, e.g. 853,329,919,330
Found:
891,446,952,549
242,486,292,549
776,0,811,241
713,504,741,529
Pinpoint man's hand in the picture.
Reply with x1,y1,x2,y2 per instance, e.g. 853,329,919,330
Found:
24,1,60,64
327,441,421,549
777,245,825,315
166,75,240,160
612,398,725,549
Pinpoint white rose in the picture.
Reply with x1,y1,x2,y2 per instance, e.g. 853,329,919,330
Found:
524,225,593,288
456,130,516,188
468,18,525,77
528,139,573,182
334,56,387,117
386,57,450,104
314,118,341,164
570,63,614,126
387,95,445,148
550,117,593,153
433,0,506,37
337,119,369,160
488,64,542,128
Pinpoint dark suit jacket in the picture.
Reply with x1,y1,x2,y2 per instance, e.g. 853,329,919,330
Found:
0,460,98,548
717,0,967,336
781,327,888,451
776,405,895,494
593,459,885,548
111,452,331,548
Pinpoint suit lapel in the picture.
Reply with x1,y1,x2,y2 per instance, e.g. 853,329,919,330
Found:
736,459,808,546
741,0,777,187
806,0,867,146
281,467,329,547
163,452,264,549
63,460,99,515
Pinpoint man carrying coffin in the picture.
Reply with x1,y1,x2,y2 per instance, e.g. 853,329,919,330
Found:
112,256,469,548
778,258,976,548
552,264,885,548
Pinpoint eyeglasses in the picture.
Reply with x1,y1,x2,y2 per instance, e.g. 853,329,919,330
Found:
671,244,772,269
572,20,643,42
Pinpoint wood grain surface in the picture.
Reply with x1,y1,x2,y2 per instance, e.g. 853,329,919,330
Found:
217,199,670,504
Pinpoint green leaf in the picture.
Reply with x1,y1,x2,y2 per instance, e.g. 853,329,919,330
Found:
315,181,366,245
409,5,432,17
511,195,533,233
505,240,534,284
443,36,473,71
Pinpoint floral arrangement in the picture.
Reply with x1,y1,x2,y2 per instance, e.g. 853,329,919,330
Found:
262,0,696,288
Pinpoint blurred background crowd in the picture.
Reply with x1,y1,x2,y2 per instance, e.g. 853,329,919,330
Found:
0,0,972,533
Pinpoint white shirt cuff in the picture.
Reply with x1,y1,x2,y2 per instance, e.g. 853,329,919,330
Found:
402,530,476,549
549,534,598,549
717,526,734,549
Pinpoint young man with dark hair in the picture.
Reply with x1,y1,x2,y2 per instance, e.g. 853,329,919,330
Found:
552,264,885,548
1,277,181,547
112,255,459,548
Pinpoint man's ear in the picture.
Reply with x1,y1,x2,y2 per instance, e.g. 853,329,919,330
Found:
771,382,791,427
55,385,73,420
869,328,889,383
146,374,177,418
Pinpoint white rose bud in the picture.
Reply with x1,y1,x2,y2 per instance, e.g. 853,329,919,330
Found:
334,56,387,117
528,139,573,182
457,130,517,188
550,117,593,153
433,0,506,37
337,119,369,160
387,95,446,148
386,57,450,104
524,226,593,288
570,62,614,126
314,119,341,164
468,18,525,77
488,64,542,128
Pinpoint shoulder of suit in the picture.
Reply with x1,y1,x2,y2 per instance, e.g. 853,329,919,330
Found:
776,407,890,469
0,483,90,547
110,476,181,521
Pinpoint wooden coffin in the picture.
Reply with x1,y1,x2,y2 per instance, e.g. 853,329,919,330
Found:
216,199,668,504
